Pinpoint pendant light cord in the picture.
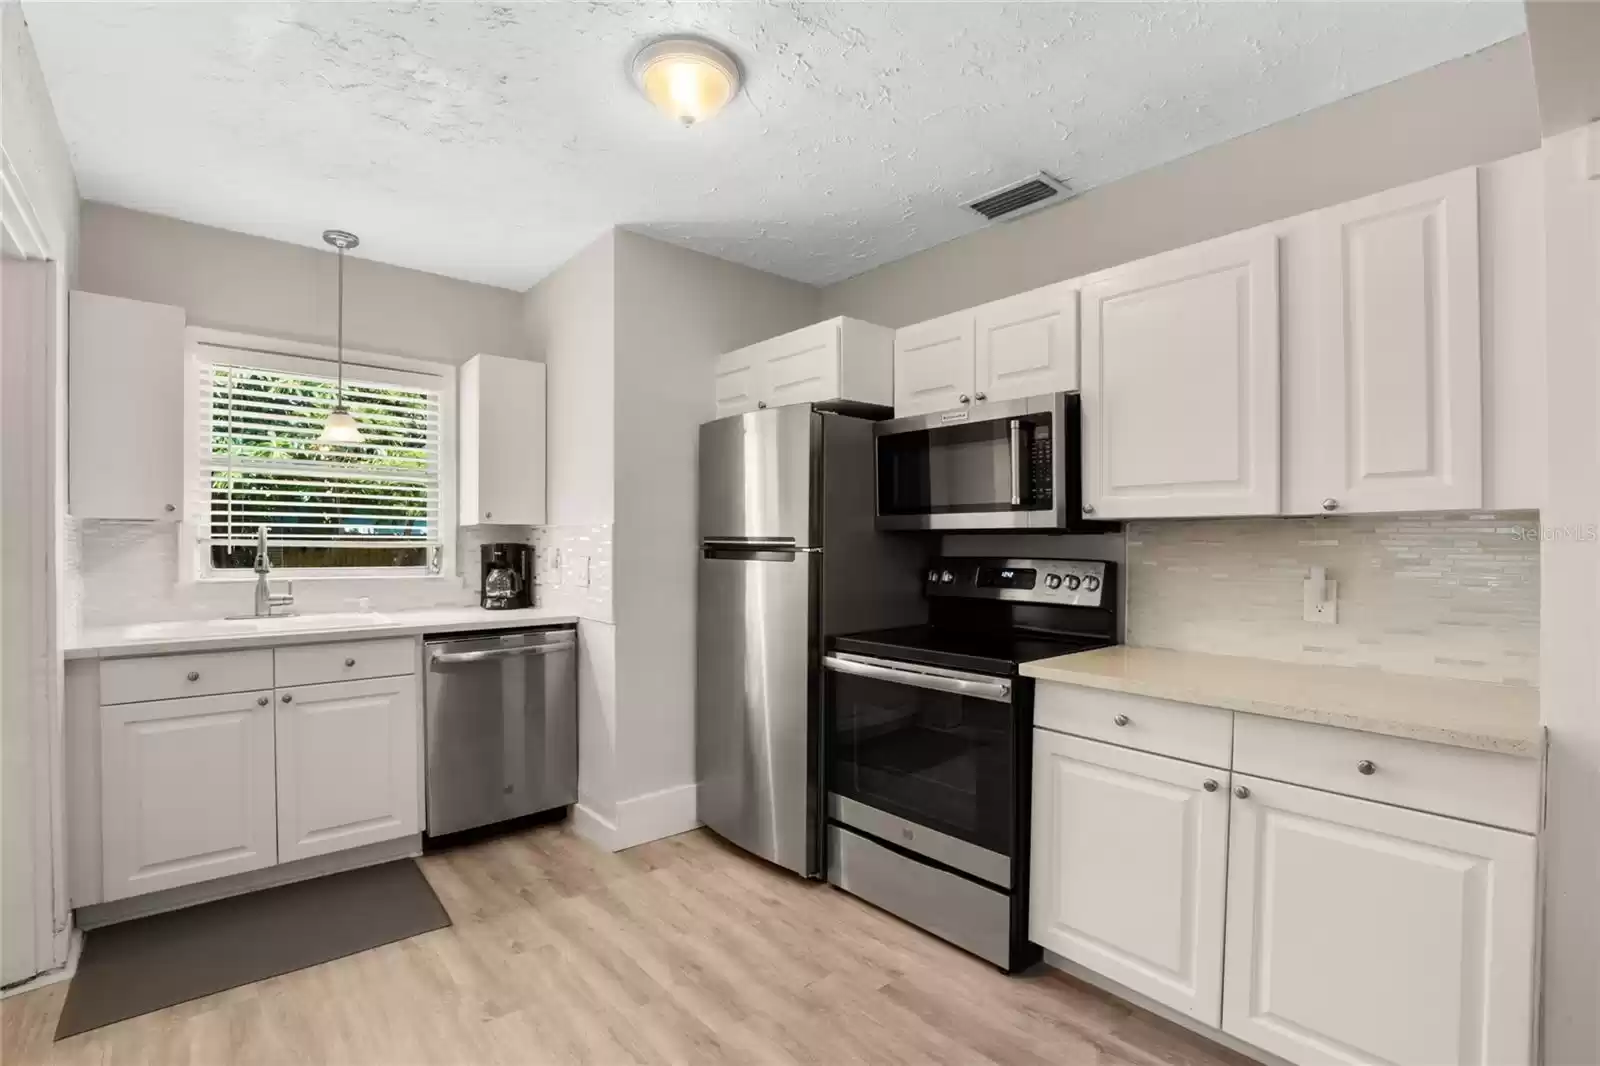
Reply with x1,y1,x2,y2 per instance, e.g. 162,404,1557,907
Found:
335,244,345,407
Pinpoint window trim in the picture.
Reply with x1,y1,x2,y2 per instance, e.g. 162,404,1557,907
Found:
181,327,458,584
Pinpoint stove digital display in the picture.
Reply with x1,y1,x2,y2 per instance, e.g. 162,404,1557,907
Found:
976,566,1036,590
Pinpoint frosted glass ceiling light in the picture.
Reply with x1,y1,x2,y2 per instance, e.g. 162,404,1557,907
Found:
317,228,364,445
633,38,741,127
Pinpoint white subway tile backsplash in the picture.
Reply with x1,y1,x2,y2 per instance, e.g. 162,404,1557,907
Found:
530,524,612,622
1126,511,1540,685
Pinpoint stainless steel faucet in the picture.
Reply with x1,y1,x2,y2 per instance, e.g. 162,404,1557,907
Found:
252,526,295,617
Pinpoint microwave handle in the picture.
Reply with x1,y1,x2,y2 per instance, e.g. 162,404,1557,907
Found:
1009,418,1026,506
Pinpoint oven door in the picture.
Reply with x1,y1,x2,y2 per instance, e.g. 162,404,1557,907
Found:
874,393,1071,531
823,653,1017,888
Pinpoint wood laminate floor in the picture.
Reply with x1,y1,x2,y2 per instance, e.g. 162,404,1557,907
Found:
2,824,1254,1066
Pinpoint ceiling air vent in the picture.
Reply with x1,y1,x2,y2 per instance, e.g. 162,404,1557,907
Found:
964,173,1069,223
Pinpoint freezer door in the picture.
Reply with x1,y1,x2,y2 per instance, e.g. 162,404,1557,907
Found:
699,405,818,545
696,542,819,875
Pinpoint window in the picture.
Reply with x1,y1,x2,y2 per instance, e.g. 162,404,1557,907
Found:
189,333,454,579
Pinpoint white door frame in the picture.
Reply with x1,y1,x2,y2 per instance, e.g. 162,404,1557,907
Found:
1,141,70,987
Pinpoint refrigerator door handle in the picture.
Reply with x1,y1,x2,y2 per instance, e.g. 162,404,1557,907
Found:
702,538,821,561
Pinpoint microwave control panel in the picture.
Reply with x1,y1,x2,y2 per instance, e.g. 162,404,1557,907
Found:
925,557,1109,608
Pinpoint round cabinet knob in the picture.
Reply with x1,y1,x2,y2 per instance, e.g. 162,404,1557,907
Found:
485,511,493,520
1202,779,1219,793
1082,504,1095,515
958,394,971,404
281,693,293,703
345,657,357,667
1113,713,1130,727
164,503,176,513
1357,759,1377,776
1234,785,1251,799
256,696,269,707
186,671,199,682
756,401,768,409
1322,498,1339,512
974,392,987,402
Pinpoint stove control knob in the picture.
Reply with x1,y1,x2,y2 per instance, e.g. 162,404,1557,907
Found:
927,569,940,583
1044,574,1063,590
1084,575,1101,592
1065,575,1083,591
940,570,955,584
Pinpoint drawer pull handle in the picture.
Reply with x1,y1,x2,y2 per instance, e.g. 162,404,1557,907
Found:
1233,785,1251,800
186,670,200,682
1112,713,1130,727
1357,759,1377,776
345,657,357,667
1202,779,1219,793
256,696,268,707
281,693,293,703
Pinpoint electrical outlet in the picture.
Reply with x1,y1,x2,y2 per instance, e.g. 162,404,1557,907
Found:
573,553,591,588
1302,568,1338,625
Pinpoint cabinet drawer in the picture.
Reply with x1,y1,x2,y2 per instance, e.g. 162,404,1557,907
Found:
1232,714,1541,833
100,648,273,705
274,637,416,688
1034,684,1232,769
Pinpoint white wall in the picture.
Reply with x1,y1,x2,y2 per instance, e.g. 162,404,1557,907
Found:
611,229,819,820
1538,121,1600,1066
818,38,1540,328
78,202,529,366
1,0,80,986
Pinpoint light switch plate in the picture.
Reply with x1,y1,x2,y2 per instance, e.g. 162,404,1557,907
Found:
572,553,590,588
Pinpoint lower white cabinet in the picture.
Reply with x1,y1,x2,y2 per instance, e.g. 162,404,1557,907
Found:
275,675,421,863
1222,774,1537,1066
100,690,278,901
1030,731,1230,1025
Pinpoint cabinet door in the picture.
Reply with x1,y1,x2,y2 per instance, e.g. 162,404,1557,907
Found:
1030,731,1229,1025
1081,233,1280,518
974,283,1079,404
101,690,277,901
460,354,546,525
69,291,186,520
893,312,975,416
1223,775,1536,1066
760,321,842,409
1309,168,1482,513
275,675,421,863
712,344,761,418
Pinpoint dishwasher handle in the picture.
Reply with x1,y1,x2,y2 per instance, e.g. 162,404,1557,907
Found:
430,641,574,666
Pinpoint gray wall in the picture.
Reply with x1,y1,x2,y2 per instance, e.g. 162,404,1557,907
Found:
819,38,1541,327
78,202,530,366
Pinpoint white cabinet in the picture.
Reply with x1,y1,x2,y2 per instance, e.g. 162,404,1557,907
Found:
100,690,278,901
1031,731,1229,1025
460,353,545,525
69,291,186,520
711,317,892,418
1222,774,1537,1066
893,284,1078,417
275,675,420,863
1080,231,1281,518
1297,168,1482,514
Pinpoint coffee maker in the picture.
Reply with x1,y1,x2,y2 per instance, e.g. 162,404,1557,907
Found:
480,543,533,610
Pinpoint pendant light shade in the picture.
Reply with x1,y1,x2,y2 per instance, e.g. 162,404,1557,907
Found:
318,228,363,445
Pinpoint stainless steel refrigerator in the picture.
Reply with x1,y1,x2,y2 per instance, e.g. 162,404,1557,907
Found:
697,404,924,876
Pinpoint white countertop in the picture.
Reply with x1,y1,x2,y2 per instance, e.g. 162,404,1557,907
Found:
65,606,579,659
1021,646,1543,757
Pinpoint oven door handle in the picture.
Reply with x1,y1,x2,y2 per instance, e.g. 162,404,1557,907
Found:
822,655,1012,703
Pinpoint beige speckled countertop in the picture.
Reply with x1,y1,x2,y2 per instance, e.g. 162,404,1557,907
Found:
1021,646,1543,758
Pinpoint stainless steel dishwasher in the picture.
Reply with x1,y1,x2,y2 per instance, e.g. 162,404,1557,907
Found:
423,627,577,837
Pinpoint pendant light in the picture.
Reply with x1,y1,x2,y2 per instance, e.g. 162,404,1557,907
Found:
317,229,364,445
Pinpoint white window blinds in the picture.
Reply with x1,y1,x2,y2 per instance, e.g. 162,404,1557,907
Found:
198,359,443,570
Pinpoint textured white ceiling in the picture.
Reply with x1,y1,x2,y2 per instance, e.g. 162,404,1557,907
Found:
24,2,1524,290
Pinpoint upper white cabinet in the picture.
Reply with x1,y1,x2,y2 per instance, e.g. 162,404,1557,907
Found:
1031,731,1229,1026
1298,168,1483,515
1222,774,1536,1066
276,674,420,863
893,283,1079,417
711,317,892,419
1080,231,1281,518
460,353,545,525
69,291,186,520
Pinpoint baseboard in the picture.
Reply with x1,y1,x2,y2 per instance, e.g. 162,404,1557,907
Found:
75,835,421,930
0,929,82,999
1039,950,1285,1066
572,784,700,853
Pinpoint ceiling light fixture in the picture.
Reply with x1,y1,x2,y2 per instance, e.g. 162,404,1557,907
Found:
317,228,363,445
632,37,741,127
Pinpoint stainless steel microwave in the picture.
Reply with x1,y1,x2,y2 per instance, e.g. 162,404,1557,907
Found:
873,393,1095,531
